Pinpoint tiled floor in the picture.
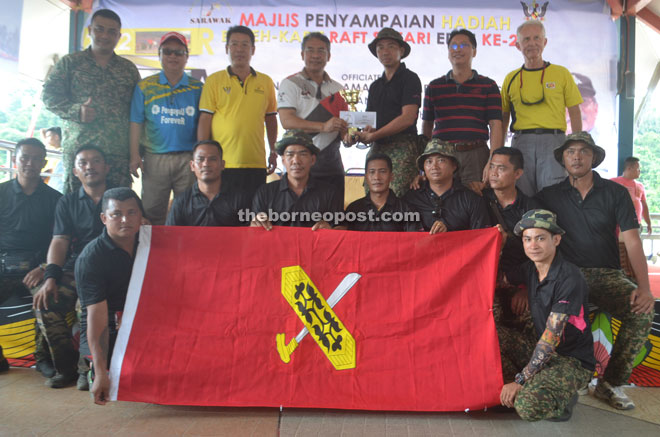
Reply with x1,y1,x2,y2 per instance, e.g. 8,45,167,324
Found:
2,367,660,436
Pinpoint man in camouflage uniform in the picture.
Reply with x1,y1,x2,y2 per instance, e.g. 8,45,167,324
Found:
42,8,140,193
344,28,422,197
499,209,594,422
536,132,655,410
32,145,110,389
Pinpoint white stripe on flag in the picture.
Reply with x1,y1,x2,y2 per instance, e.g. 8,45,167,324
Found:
109,225,152,401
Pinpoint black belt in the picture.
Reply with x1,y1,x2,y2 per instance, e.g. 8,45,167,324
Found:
515,128,564,135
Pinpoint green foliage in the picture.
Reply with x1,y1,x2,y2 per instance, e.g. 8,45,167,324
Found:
635,106,660,213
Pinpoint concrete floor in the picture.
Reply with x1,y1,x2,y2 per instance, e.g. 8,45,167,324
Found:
2,367,660,437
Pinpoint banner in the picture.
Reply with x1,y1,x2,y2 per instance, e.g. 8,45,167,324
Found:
96,0,619,175
110,226,503,411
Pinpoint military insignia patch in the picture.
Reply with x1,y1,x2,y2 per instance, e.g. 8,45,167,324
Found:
276,267,360,370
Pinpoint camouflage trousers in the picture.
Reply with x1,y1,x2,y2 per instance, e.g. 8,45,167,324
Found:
62,147,131,194
493,284,535,339
368,134,422,197
498,324,592,421
580,267,654,385
29,273,79,375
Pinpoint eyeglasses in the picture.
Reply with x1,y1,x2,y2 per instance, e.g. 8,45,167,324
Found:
161,48,187,57
449,43,472,51
519,62,548,106
304,47,328,55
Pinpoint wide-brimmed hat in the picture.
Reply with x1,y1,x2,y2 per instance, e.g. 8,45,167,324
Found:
368,28,411,59
416,139,459,171
159,31,188,49
553,131,605,168
275,129,320,156
513,209,565,236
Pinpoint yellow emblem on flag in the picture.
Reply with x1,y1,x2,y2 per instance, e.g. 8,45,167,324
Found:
277,266,357,370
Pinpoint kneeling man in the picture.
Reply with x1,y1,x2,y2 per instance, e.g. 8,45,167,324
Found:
499,209,595,422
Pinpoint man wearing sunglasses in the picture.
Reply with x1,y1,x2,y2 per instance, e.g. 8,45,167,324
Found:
129,32,203,225
501,20,583,197
422,29,503,194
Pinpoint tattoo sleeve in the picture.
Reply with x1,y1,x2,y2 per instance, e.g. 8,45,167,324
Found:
521,312,568,381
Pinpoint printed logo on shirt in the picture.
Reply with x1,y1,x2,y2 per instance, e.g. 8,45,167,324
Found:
152,105,161,115
186,106,195,117
255,86,265,95
545,82,556,89
223,87,231,94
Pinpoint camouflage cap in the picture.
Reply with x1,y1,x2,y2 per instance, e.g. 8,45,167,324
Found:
553,131,606,168
368,27,411,59
513,209,565,236
275,129,320,156
417,138,459,171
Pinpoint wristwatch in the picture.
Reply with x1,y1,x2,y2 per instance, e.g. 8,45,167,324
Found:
514,372,526,386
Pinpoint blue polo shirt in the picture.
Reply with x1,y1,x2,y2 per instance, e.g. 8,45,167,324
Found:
130,71,203,154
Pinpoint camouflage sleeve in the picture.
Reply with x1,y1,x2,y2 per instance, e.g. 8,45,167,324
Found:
42,56,82,121
520,312,568,382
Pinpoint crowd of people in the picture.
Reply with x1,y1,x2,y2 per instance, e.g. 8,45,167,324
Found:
0,7,656,423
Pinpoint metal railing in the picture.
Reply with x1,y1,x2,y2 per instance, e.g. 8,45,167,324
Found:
0,139,64,180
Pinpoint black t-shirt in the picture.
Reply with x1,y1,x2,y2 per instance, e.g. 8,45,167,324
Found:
344,190,421,232
0,179,61,266
75,228,136,356
403,180,491,232
366,62,422,138
536,172,638,268
522,253,595,370
166,182,251,227
53,187,104,271
251,176,343,227
483,187,538,278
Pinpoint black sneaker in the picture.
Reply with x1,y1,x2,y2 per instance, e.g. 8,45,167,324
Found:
76,373,89,391
0,358,9,373
45,372,77,388
36,360,56,378
547,393,578,422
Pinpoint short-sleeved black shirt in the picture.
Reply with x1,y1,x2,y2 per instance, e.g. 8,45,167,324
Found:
75,228,136,355
403,180,492,232
251,176,343,227
483,187,538,278
522,253,595,370
366,62,422,138
0,179,61,265
344,190,422,232
166,182,251,227
536,172,638,268
53,187,104,271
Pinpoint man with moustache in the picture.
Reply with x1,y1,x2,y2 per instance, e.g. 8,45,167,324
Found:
278,32,349,196
198,25,278,199
32,145,109,389
345,28,422,197
251,130,342,229
536,132,654,410
130,32,203,225
42,9,140,193
340,153,420,232
422,29,503,192
501,20,583,196
403,139,490,233
166,140,251,226
76,187,144,405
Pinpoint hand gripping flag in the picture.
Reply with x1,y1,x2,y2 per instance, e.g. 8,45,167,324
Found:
110,226,503,411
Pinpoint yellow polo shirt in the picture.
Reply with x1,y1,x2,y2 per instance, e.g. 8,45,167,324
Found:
501,63,582,131
199,67,277,168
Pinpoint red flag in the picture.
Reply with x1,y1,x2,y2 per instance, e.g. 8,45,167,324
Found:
110,226,503,411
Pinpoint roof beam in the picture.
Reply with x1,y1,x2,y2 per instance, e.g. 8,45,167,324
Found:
607,0,624,18
637,8,660,33
626,0,653,15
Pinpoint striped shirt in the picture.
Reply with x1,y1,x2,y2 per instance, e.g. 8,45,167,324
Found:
422,70,502,142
